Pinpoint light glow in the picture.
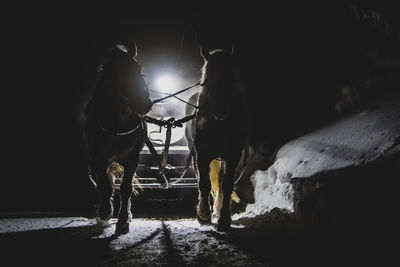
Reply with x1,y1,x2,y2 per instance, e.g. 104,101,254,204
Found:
154,74,177,94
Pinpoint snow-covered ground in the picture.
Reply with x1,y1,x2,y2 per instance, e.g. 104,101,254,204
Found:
0,216,93,234
234,94,400,220
0,207,392,267
0,217,268,266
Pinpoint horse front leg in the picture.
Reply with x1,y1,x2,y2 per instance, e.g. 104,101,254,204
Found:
218,157,240,231
196,152,212,225
92,161,114,221
115,157,138,235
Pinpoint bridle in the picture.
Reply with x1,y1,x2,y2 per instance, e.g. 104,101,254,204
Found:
95,57,150,137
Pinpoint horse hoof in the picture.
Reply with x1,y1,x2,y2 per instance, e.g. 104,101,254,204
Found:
216,222,231,232
115,222,130,235
95,217,112,228
98,200,113,221
217,217,231,232
196,214,211,225
196,202,211,225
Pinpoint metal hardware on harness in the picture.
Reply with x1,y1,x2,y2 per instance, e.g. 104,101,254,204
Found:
141,113,198,189
140,81,202,189
142,113,197,129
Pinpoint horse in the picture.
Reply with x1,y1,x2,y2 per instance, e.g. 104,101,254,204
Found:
84,41,152,235
185,47,247,231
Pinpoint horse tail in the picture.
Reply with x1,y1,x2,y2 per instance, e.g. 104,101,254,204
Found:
131,174,143,196
210,159,223,217
231,188,241,204
209,159,240,217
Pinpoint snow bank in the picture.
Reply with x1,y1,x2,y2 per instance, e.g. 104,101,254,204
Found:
234,94,400,220
276,95,400,179
233,159,294,220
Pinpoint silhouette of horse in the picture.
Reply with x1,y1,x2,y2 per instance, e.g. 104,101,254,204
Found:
84,41,152,234
185,47,247,231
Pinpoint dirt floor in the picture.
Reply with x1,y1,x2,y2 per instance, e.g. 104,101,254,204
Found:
0,207,394,267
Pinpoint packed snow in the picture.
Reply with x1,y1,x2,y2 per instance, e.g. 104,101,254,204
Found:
276,94,400,179
233,159,294,220
234,94,400,219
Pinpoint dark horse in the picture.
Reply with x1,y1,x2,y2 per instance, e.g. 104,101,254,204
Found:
186,48,247,231
84,41,152,234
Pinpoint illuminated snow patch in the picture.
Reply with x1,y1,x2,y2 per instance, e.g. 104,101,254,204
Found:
233,158,294,220
0,217,93,233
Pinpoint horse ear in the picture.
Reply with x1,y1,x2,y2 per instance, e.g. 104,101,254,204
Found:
200,46,210,59
128,40,138,58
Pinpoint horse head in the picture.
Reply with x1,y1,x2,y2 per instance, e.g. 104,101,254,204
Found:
96,40,152,119
199,46,237,121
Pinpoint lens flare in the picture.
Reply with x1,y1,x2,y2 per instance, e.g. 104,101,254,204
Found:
155,75,176,93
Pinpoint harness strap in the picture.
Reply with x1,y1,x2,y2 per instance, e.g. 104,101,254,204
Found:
143,129,169,188
98,121,141,136
151,81,201,104
143,116,165,126
178,143,195,180
174,113,197,125
162,123,172,168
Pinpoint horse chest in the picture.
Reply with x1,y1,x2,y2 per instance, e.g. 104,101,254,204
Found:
196,115,243,135
195,118,245,156
91,128,145,162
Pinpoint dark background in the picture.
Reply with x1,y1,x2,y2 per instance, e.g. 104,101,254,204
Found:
2,1,398,214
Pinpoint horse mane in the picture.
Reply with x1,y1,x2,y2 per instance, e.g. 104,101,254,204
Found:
93,43,145,102
96,43,143,76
